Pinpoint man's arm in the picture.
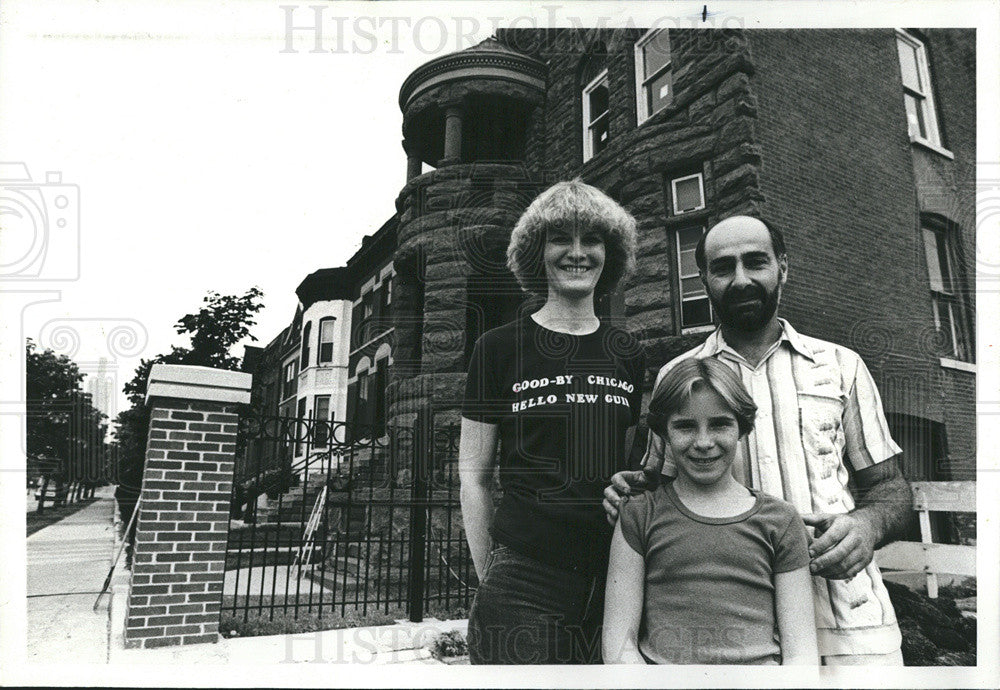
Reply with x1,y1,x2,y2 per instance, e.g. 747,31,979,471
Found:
853,456,914,548
458,417,500,579
804,457,913,580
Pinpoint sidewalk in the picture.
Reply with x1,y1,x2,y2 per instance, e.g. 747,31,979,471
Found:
110,616,468,665
26,485,468,666
26,484,117,663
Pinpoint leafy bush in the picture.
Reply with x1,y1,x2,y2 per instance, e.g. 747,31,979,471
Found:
427,628,468,660
220,605,402,638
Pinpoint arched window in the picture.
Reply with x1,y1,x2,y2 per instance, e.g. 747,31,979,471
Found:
318,317,337,364
372,348,392,438
300,322,312,368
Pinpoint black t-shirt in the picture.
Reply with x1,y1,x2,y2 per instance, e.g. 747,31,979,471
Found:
462,315,646,574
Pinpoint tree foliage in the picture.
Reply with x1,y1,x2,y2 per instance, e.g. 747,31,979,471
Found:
122,287,265,406
25,339,108,483
113,288,264,517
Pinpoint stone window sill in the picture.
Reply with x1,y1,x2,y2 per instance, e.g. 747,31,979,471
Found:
940,357,975,373
911,135,955,160
350,328,394,357
681,324,716,336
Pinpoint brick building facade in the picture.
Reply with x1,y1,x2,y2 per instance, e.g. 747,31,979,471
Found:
248,29,975,491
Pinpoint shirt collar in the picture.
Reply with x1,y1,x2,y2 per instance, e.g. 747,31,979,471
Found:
700,318,816,364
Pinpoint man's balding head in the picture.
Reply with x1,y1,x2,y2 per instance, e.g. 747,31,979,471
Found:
695,216,786,272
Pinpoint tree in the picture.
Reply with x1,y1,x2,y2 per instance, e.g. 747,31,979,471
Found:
26,340,109,509
113,288,264,526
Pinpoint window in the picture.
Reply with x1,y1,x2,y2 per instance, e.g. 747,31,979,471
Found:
318,317,336,364
300,322,311,368
635,29,673,124
896,30,942,148
371,285,383,324
296,397,307,455
670,173,705,215
379,277,391,323
372,362,388,439
282,360,298,399
363,290,374,320
922,221,971,361
581,47,610,162
313,395,330,447
355,370,370,428
674,225,713,330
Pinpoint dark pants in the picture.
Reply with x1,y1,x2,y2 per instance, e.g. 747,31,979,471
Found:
467,544,605,664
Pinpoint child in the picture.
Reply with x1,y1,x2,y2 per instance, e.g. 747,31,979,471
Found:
602,357,818,665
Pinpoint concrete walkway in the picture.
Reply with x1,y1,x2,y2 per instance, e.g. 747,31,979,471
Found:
26,484,116,663
110,616,468,665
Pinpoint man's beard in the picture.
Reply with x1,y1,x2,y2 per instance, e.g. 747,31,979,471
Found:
711,283,780,333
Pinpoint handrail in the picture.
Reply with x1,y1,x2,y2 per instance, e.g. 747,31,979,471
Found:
875,480,975,598
294,484,328,572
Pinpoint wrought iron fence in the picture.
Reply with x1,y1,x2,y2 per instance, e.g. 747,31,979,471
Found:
221,408,474,629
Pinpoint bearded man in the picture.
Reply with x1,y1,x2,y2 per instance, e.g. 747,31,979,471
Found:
604,215,912,665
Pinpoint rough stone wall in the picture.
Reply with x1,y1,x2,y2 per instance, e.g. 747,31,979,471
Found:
497,28,975,489
511,29,764,373
392,28,975,490
391,163,541,424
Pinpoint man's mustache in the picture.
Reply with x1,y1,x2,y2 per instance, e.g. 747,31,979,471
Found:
722,285,766,304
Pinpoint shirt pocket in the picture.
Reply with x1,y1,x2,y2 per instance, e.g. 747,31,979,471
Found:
797,391,844,480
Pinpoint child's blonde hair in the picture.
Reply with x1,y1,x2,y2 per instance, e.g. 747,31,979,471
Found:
646,358,757,438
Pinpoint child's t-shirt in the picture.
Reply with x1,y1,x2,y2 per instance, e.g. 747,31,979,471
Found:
617,482,810,664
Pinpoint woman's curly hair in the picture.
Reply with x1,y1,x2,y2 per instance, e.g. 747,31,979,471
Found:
506,179,637,298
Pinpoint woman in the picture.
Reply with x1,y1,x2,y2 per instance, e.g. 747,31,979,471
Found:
460,179,645,664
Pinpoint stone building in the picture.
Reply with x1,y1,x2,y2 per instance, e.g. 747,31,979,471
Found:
248,28,975,488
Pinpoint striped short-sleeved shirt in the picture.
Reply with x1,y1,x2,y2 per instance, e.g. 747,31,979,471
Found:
643,319,903,656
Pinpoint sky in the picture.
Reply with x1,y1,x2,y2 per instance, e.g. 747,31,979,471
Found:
0,0,501,421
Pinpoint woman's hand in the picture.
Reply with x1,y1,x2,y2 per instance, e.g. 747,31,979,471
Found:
459,418,500,579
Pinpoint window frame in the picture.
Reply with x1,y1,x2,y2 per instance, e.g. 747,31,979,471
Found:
895,29,943,149
313,394,331,448
921,220,972,362
300,321,312,368
295,396,307,456
634,28,673,125
318,317,337,364
672,224,715,333
670,173,706,215
282,359,298,400
582,68,610,162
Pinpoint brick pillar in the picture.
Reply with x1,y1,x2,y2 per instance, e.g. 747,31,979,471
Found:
123,364,250,649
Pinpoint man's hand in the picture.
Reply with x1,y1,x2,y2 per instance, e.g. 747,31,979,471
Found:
802,512,878,580
603,470,657,525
